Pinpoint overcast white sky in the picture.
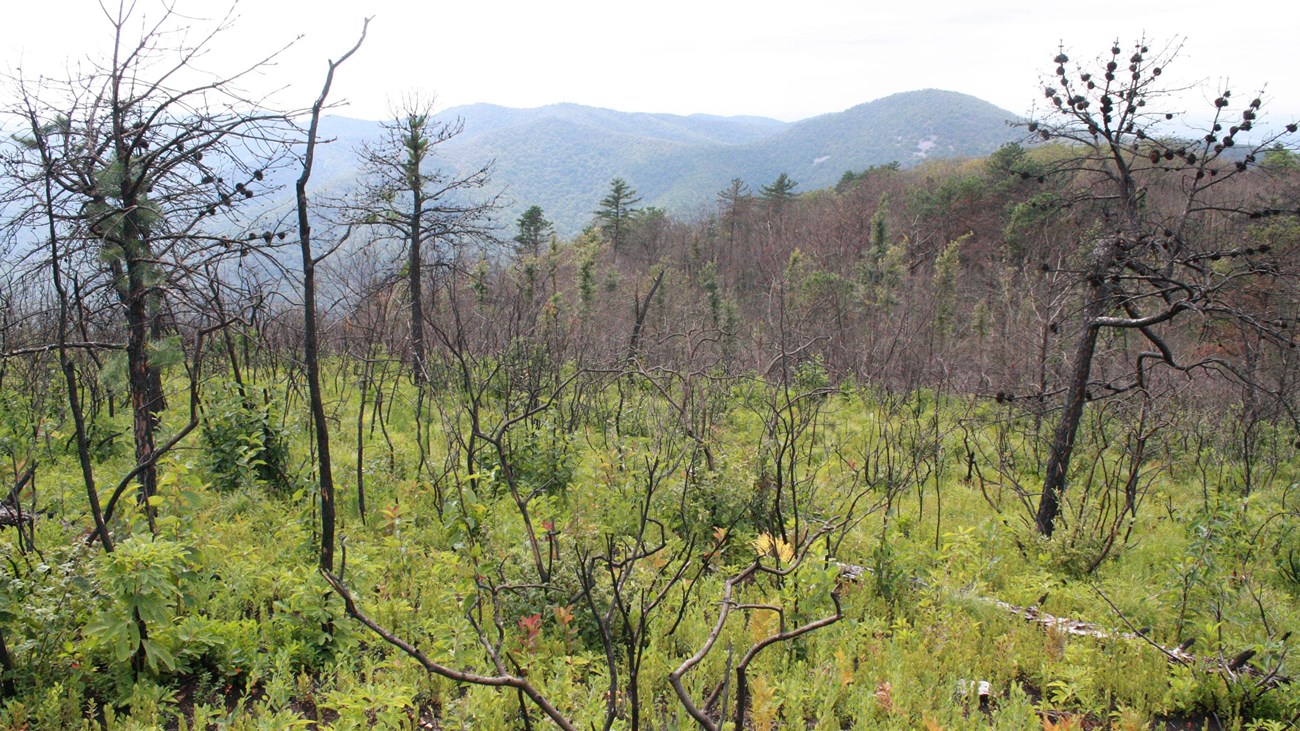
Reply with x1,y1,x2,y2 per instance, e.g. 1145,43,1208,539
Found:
6,0,1299,125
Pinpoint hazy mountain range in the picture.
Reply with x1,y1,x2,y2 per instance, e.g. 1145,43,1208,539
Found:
312,89,1023,236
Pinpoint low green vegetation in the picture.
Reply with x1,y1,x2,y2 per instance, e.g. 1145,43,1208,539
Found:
0,370,1296,729
0,7,1297,729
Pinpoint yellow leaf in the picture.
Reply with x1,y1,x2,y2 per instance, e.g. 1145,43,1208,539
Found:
750,609,778,643
775,537,794,563
753,532,795,563
834,648,855,686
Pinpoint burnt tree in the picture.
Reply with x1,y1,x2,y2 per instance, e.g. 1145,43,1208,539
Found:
1027,39,1298,536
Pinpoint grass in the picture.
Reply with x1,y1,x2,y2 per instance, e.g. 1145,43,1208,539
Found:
0,369,1296,730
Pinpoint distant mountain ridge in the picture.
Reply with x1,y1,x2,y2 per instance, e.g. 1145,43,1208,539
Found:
314,89,1021,236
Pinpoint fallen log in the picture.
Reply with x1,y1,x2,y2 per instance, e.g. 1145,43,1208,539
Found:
0,504,35,528
995,599,1290,689
836,563,1290,689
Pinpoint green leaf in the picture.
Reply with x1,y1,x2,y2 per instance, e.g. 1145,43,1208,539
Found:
142,638,176,672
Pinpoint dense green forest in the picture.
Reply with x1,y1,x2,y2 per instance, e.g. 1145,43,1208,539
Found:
1,5,1299,731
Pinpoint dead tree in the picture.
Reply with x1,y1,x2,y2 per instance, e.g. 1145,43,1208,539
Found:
351,98,499,388
1,1,295,526
1026,39,1299,536
296,20,369,574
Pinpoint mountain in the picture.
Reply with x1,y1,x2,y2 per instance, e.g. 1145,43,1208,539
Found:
312,90,1021,236
725,89,1023,188
633,90,1023,215
447,103,789,147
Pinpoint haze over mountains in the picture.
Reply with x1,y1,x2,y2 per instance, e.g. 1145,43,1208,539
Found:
315,89,1023,236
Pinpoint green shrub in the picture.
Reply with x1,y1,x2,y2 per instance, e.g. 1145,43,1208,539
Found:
200,383,293,494
84,535,192,676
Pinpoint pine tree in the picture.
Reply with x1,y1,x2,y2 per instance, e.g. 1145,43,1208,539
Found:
595,178,641,256
514,205,553,258
760,172,798,215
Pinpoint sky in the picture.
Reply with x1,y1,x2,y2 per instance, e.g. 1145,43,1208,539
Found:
5,0,1300,126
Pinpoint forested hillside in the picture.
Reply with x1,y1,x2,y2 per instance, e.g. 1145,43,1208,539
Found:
305,89,1019,235
1,6,1299,731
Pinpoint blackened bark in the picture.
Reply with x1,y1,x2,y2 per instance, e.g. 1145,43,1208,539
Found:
627,269,664,363
1036,321,1100,536
298,21,368,574
124,258,159,513
0,626,14,698
409,199,427,386
1036,235,1121,536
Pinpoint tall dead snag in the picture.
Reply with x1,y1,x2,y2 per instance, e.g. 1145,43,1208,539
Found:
350,98,498,486
1026,39,1298,536
297,20,369,574
2,1,293,528
352,98,498,387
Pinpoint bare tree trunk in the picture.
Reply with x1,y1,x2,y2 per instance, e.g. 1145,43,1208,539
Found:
1036,320,1100,536
19,103,114,551
1036,235,1120,536
355,353,371,525
123,265,159,520
297,21,368,573
626,270,664,363
409,201,427,386
106,33,163,526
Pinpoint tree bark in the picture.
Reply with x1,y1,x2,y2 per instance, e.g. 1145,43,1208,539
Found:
0,626,14,698
1036,321,1100,536
408,194,427,386
1036,235,1120,536
297,21,368,573
123,258,160,514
